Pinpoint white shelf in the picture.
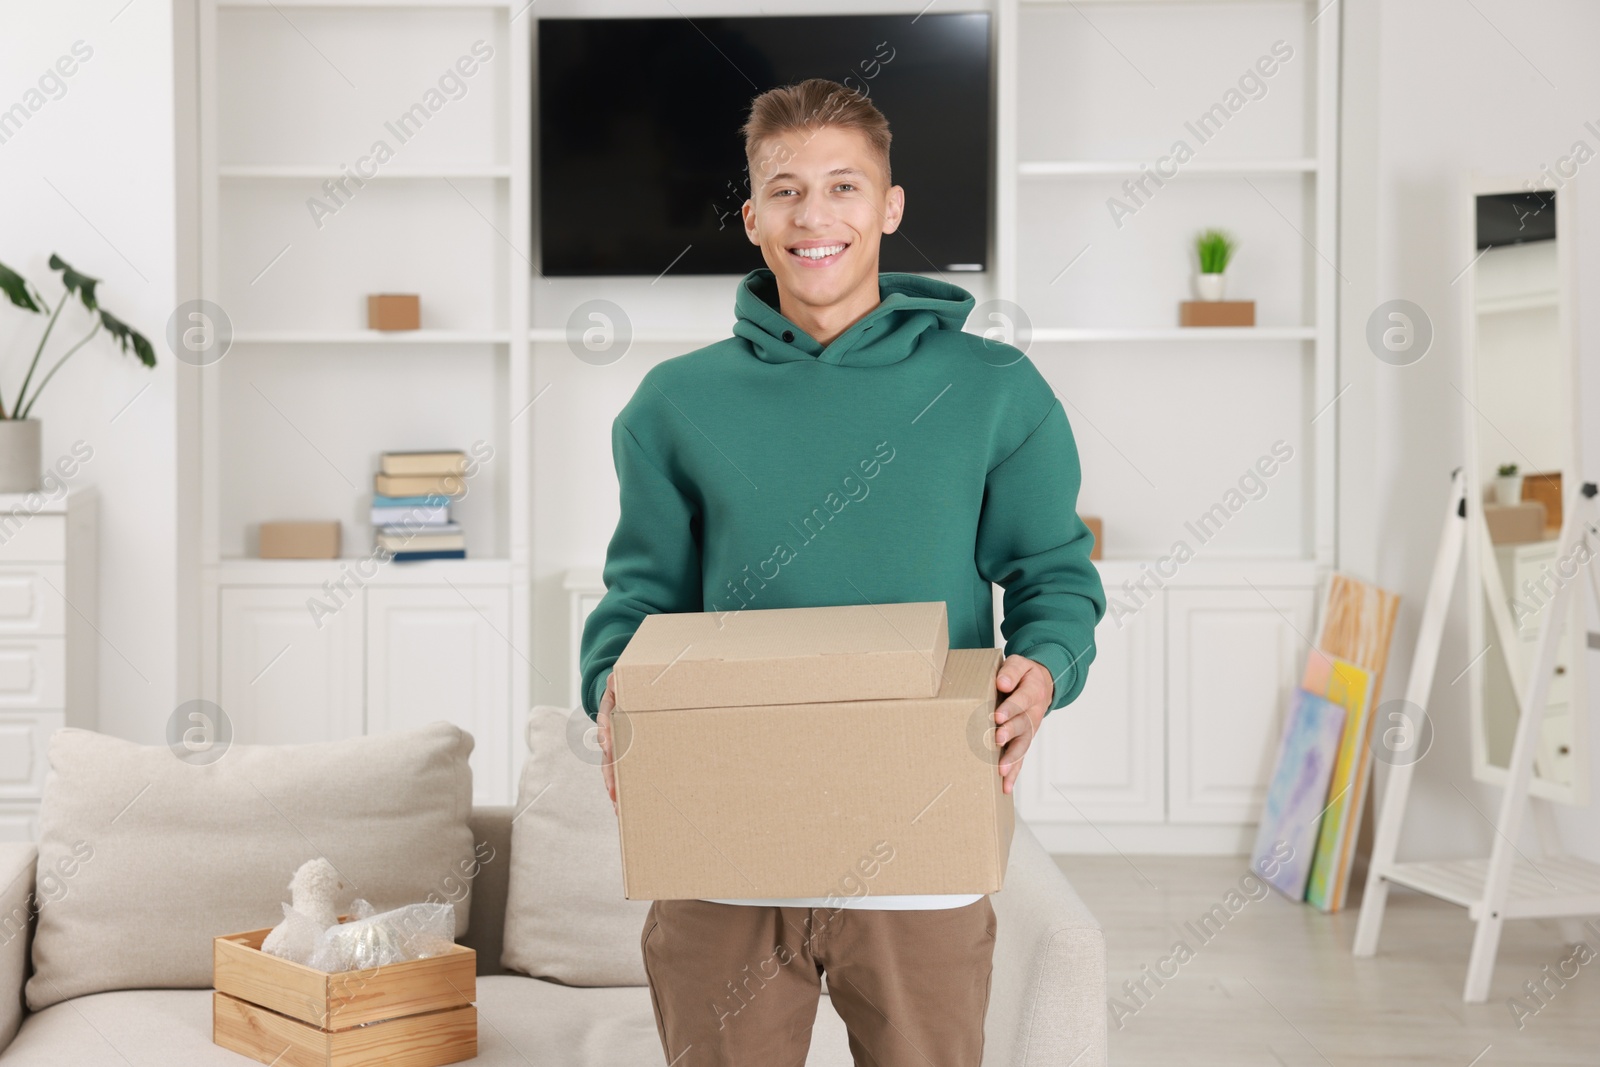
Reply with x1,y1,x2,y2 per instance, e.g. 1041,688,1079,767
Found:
529,327,1312,346
1020,159,1317,177
233,330,510,345
1021,0,1303,4
1030,327,1314,342
1475,290,1559,315
1384,856,1600,921
219,0,510,7
220,164,510,180
212,557,514,585
529,329,729,346
568,558,1318,591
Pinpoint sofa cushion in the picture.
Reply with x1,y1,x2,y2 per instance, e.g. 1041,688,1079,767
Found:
0,978,858,1065
25,721,477,1012
0,842,35,1054
501,705,650,986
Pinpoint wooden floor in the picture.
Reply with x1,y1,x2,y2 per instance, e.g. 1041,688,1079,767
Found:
1055,854,1600,1066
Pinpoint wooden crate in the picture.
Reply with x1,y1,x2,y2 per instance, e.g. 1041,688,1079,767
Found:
213,923,477,1067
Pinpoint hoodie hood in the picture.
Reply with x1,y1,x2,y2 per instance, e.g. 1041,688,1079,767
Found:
732,268,977,368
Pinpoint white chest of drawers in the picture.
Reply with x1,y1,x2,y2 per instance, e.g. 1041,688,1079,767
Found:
0,487,96,841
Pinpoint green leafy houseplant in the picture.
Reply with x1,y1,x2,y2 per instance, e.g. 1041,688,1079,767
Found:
1497,463,1518,477
0,254,155,420
1195,229,1238,275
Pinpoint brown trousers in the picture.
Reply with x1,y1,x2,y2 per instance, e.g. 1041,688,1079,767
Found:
640,896,997,1067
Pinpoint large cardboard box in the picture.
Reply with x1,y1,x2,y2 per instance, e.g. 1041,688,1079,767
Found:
612,628,1012,900
612,601,949,711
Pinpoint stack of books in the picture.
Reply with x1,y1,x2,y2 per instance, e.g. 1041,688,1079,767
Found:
372,451,469,561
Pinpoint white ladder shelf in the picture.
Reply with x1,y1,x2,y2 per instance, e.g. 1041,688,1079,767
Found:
1353,472,1600,1001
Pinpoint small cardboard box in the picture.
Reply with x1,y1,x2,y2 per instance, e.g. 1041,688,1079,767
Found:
1484,500,1547,544
259,521,341,559
212,922,476,1067
1179,300,1256,327
612,645,1012,900
612,601,949,712
367,293,421,331
1521,471,1563,531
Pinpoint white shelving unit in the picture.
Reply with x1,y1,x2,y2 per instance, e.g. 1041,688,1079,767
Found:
1020,157,1318,176
231,330,513,345
216,0,510,6
997,0,1340,852
527,329,728,346
1030,326,1315,342
219,165,513,179
180,0,1342,845
191,0,531,803
0,489,97,843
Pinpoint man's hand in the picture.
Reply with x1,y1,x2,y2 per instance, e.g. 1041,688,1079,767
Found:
994,654,1052,796
597,673,618,816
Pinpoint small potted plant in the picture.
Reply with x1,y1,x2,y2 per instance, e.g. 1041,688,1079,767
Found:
1494,463,1522,506
0,254,155,492
1194,229,1237,301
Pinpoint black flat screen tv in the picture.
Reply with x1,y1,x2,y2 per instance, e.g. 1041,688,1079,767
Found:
537,13,992,277
1476,191,1556,250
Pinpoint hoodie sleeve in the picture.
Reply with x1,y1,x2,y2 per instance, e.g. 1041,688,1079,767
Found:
579,418,703,721
974,397,1106,715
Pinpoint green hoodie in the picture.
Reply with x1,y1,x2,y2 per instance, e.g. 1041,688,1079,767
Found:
580,268,1105,720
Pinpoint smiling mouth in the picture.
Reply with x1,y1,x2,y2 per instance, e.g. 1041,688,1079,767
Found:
787,242,849,267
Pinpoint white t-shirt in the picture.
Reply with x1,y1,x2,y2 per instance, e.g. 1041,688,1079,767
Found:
699,893,982,910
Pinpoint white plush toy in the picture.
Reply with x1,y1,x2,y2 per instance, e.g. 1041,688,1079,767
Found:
260,858,352,964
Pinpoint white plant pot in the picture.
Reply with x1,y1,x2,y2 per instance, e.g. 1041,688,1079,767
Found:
1196,273,1227,301
0,419,41,493
1494,475,1522,506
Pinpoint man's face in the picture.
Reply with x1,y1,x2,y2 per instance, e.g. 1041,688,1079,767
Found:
742,124,903,312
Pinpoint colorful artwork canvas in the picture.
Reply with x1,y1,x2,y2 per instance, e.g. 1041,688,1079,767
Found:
1301,655,1376,912
1311,574,1401,910
1251,689,1347,902
1315,573,1400,697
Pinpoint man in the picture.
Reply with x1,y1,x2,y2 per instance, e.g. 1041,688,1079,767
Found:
579,77,1105,1066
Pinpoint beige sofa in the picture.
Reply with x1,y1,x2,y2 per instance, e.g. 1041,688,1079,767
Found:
0,714,1107,1066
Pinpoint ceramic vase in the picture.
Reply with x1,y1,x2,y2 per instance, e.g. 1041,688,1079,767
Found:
0,419,41,493
1196,273,1227,301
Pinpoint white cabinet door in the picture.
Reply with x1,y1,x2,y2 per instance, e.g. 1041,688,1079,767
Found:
1167,587,1315,823
570,589,605,710
366,586,511,805
1010,589,1165,825
0,804,38,842
0,711,63,800
219,588,364,746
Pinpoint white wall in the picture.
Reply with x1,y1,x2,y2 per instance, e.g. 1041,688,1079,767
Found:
1341,0,1600,861
0,0,179,739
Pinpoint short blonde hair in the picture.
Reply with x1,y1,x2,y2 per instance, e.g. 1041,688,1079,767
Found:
742,77,892,190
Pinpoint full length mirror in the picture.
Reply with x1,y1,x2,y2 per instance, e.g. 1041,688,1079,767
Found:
1465,182,1588,804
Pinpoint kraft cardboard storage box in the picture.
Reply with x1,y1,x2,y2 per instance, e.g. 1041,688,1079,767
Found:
612,601,951,710
259,520,341,559
609,602,1014,900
